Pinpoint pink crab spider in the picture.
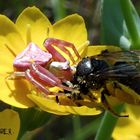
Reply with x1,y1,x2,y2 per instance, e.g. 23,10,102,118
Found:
12,38,81,95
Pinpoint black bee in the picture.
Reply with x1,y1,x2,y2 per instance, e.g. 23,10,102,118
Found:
62,49,140,117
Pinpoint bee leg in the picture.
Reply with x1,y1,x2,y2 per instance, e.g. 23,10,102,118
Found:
56,96,59,104
101,88,128,117
88,92,98,101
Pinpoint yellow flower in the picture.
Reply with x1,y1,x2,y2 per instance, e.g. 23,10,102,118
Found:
0,109,20,140
113,104,140,140
0,6,120,115
0,6,87,108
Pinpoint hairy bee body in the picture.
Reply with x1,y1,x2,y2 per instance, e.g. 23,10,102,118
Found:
73,57,140,94
65,50,140,116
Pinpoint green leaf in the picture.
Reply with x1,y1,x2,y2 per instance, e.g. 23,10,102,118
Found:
101,0,131,49
14,107,51,139
101,0,140,50
120,0,140,49
95,104,126,140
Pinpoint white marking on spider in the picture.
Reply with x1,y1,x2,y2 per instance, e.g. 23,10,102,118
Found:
49,60,70,70
7,72,25,80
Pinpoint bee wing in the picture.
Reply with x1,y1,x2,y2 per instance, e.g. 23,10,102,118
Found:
99,63,140,78
95,50,140,63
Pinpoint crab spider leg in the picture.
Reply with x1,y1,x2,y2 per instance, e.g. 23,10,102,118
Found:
44,38,81,64
30,63,73,91
30,63,61,86
25,69,50,95
25,69,66,96
45,43,66,62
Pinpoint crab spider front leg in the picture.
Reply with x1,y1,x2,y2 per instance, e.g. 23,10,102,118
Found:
25,63,73,95
44,38,81,81
44,38,81,64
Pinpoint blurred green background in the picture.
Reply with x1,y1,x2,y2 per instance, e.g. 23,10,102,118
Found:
1,0,140,46
1,0,140,140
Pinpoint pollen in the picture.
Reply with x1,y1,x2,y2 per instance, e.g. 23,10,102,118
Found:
29,59,35,63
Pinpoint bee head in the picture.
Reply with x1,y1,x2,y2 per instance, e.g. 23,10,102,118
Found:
72,57,109,89
76,57,93,76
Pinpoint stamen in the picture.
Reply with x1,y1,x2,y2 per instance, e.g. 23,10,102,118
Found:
6,72,25,80
5,44,16,57
26,24,32,45
46,27,50,38
78,40,90,54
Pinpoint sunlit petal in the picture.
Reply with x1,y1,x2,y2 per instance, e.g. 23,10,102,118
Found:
52,14,87,49
0,15,25,53
0,42,35,108
0,76,35,108
0,109,20,140
16,6,53,49
113,105,140,140
86,45,121,56
28,94,101,115
0,43,15,75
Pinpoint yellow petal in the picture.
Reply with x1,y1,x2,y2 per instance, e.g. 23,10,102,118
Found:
113,105,140,140
65,105,101,115
0,43,15,75
0,109,20,140
28,94,101,115
0,15,25,54
16,6,53,49
52,14,87,49
86,45,121,56
0,76,35,108
126,104,140,118
0,43,34,108
28,94,70,115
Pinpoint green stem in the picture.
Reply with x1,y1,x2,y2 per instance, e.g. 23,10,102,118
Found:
72,116,82,140
120,0,140,49
14,108,50,140
95,104,125,140
51,0,67,21
74,116,101,140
